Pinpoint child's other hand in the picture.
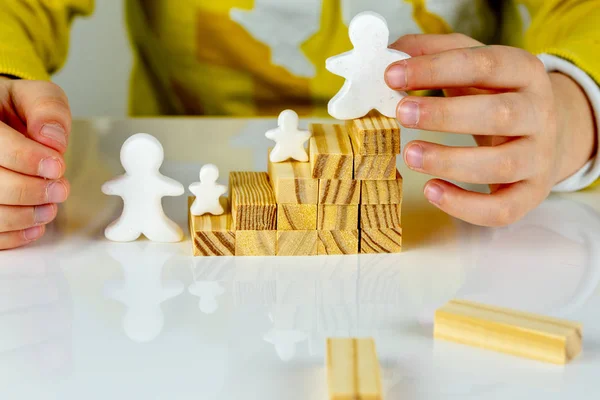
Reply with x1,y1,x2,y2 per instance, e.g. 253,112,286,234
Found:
0,77,71,249
386,34,596,227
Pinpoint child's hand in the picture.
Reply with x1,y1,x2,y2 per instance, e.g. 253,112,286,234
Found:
386,34,596,227
0,77,71,249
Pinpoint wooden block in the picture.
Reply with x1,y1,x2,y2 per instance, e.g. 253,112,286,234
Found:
434,299,583,364
360,204,401,229
230,171,277,230
361,170,403,204
267,150,318,204
188,197,235,256
277,204,317,230
317,231,359,255
277,231,318,256
346,111,400,155
309,124,353,180
353,153,396,180
317,205,359,230
326,338,382,400
235,230,277,256
360,228,402,254
319,179,360,205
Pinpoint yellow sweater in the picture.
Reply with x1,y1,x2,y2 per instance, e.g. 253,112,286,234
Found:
0,0,599,117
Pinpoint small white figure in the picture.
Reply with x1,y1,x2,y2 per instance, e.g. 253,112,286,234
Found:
102,133,185,242
326,11,411,120
188,281,226,314
188,164,227,216
265,110,311,163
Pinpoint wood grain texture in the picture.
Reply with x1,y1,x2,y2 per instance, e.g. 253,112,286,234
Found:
319,179,360,205
277,204,317,230
309,123,353,180
327,338,382,400
230,171,277,230
361,170,403,204
360,228,402,254
317,230,359,255
360,204,401,229
277,230,318,256
235,230,277,256
268,150,318,204
434,299,583,364
353,153,396,180
317,205,359,230
346,111,400,155
188,197,235,256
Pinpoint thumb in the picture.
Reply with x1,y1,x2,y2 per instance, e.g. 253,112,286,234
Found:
8,80,72,154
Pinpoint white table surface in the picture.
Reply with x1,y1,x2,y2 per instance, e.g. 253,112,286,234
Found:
1,118,599,400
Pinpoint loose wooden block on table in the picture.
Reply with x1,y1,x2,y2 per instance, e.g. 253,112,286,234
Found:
230,171,277,230
309,124,353,180
277,204,317,230
360,204,401,229
235,230,277,256
361,170,403,205
434,299,583,364
360,228,402,254
319,179,360,205
317,231,359,255
277,230,318,256
346,111,400,155
317,205,359,230
188,197,235,256
327,338,382,400
267,151,318,204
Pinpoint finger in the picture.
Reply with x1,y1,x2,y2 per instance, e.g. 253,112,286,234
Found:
0,225,45,250
0,204,57,233
386,45,545,91
0,122,66,179
0,167,70,206
8,81,71,153
404,139,532,184
423,179,544,227
396,92,540,136
390,33,482,56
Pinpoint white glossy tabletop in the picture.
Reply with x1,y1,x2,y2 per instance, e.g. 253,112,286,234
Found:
1,118,599,399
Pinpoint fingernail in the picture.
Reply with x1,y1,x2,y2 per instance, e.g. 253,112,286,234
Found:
38,157,62,179
34,204,56,225
386,62,407,89
398,101,419,126
23,226,44,241
424,183,444,205
46,181,68,203
405,144,424,169
40,124,67,147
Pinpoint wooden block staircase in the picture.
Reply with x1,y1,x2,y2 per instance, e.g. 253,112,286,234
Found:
190,111,403,256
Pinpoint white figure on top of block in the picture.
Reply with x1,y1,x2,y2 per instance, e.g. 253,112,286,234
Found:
102,133,185,242
189,164,227,216
265,109,311,163
326,11,411,120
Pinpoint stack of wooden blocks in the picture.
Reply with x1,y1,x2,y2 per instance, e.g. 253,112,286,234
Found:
189,111,403,256
349,112,403,254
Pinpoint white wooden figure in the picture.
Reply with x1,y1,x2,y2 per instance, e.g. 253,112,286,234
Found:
102,133,184,242
265,110,311,163
326,11,411,120
189,164,227,216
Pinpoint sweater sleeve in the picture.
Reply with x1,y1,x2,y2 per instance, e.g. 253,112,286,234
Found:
0,0,94,80
518,0,600,190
